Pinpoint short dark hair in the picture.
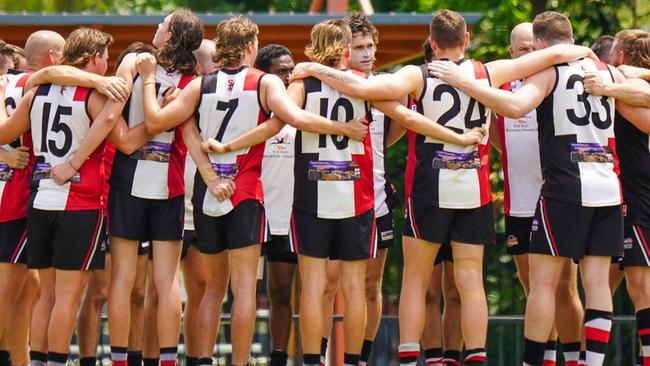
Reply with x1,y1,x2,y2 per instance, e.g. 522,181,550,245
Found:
532,11,573,45
116,42,156,72
254,44,292,72
347,12,378,45
423,39,434,63
429,10,466,49
590,35,614,63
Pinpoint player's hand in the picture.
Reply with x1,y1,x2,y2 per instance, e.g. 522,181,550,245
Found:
583,71,609,96
201,138,227,154
617,64,650,80
207,178,235,202
1,146,29,169
289,62,317,82
457,127,486,146
95,76,129,103
427,60,468,88
50,161,77,185
162,87,179,106
342,117,368,141
136,53,157,78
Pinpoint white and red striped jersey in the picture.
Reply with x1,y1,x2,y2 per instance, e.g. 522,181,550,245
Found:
195,66,268,217
294,74,373,219
29,84,104,211
0,72,33,222
498,80,542,217
109,64,194,200
406,59,492,209
537,59,620,207
262,124,296,235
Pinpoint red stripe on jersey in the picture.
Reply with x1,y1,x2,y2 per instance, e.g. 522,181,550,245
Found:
73,87,90,102
244,68,265,91
585,326,611,343
478,142,492,205
81,214,102,270
9,229,27,263
259,208,266,243
499,115,511,215
16,73,31,88
351,129,374,216
404,130,417,199
65,142,104,211
472,60,488,80
638,328,650,336
369,214,377,258
595,61,610,71
229,108,267,208
0,132,34,222
608,137,623,202
101,142,116,211
166,127,186,199
408,198,422,239
177,74,194,90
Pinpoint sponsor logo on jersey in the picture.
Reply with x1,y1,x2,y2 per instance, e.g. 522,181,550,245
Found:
227,79,235,91
269,133,291,151
0,164,13,182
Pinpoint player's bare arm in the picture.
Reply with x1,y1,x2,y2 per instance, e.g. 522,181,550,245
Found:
618,64,650,81
489,113,502,153
0,90,32,144
428,61,553,118
291,62,421,101
137,53,201,134
24,64,130,103
183,117,235,202
485,44,598,87
372,99,484,146
584,72,650,108
608,66,650,132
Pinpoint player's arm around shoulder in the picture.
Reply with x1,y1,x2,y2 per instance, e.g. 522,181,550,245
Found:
0,88,32,144
610,67,650,133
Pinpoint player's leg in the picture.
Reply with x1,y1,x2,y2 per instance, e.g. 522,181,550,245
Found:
320,259,340,361
142,263,159,366
7,269,39,366
360,248,387,365
29,268,54,366
48,269,91,356
298,255,328,366
339,259,367,366
554,259,583,364
579,256,613,366
127,249,149,366
78,254,111,366
0,218,29,339
441,260,463,365
180,241,206,366
421,262,443,366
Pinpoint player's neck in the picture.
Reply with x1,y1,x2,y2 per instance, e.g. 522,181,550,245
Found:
434,49,465,62
224,61,249,71
332,59,348,71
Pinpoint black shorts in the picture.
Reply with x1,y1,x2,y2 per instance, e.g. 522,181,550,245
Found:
434,244,453,265
195,199,269,255
27,208,105,270
0,218,27,264
289,208,375,261
108,187,184,242
505,216,533,255
263,235,297,264
620,225,650,268
102,235,150,256
403,197,495,245
530,197,624,260
376,212,395,250
181,230,199,260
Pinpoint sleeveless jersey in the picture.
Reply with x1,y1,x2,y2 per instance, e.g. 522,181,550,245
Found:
536,60,620,207
614,112,650,226
406,59,492,209
294,75,373,219
29,84,103,211
370,104,395,218
110,64,194,200
498,80,542,217
195,66,268,217
0,72,33,222
101,141,116,214
261,124,296,235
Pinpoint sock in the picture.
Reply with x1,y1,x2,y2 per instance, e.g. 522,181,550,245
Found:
160,347,177,366
584,308,612,366
359,339,373,365
637,307,650,366
80,357,97,366
185,356,198,366
128,351,143,366
523,338,546,366
197,357,212,366
303,354,321,366
47,352,68,366
30,351,47,366
543,341,557,366
343,353,359,366
269,350,288,366
143,358,159,366
578,350,586,366
0,351,11,366
398,343,419,366
463,348,486,365
562,342,581,366
111,346,128,366
424,348,443,366
442,350,461,366
320,337,328,363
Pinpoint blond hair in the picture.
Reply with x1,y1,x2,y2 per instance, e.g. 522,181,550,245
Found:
213,16,258,68
59,28,113,68
615,29,650,69
305,19,351,67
